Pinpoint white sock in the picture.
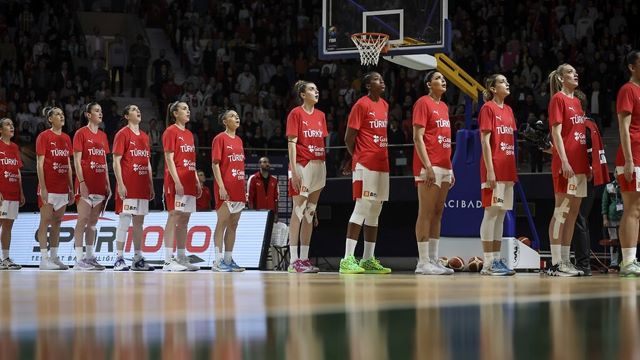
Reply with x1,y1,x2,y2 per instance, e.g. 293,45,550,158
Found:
75,246,84,261
485,252,494,264
622,247,637,266
551,244,562,265
561,246,570,261
417,242,429,265
216,247,223,261
86,245,94,257
290,245,299,262
177,248,186,258
41,249,48,258
134,249,142,256
428,238,439,260
164,248,173,263
2,249,9,259
345,238,358,257
300,245,309,260
50,247,58,258
224,251,232,263
363,241,376,260
493,251,501,261
116,249,124,257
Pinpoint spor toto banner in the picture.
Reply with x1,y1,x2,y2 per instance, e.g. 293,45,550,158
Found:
10,211,271,269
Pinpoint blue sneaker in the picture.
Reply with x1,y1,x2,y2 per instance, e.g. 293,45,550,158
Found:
113,256,129,271
211,259,232,272
497,258,516,275
480,259,510,276
131,255,154,271
227,259,245,272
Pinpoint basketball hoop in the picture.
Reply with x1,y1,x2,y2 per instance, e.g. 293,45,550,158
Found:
351,32,389,66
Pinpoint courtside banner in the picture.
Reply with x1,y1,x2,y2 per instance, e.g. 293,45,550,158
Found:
9,210,270,269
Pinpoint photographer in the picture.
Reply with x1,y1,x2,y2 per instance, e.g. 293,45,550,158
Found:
521,112,550,172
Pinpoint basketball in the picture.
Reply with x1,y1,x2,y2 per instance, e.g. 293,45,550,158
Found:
447,256,465,272
468,257,484,272
438,257,449,268
518,236,532,247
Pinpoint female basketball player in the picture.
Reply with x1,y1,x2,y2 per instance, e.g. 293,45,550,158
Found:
211,110,246,272
36,107,73,270
72,102,110,271
0,118,24,270
546,64,589,277
286,80,327,273
112,105,155,271
616,50,640,277
339,71,391,274
162,101,201,271
412,71,454,276
478,74,517,276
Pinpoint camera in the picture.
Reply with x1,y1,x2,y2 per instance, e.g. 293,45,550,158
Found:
521,120,551,151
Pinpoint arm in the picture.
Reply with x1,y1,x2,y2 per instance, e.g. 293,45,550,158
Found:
601,188,610,226
618,112,634,181
194,169,202,198
18,170,25,207
73,151,89,197
480,131,496,188
344,127,357,156
211,160,228,200
164,151,184,195
247,177,255,209
36,155,47,202
413,125,435,186
147,159,155,200
67,157,74,203
551,124,574,178
287,136,301,192
112,154,126,199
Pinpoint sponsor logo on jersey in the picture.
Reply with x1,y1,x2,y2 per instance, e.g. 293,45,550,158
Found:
363,190,377,198
88,148,106,156
227,153,245,162
369,120,387,128
437,135,451,148
372,135,388,147
231,168,246,180
182,159,196,171
226,145,233,150
132,163,149,175
444,199,483,208
432,110,440,116
87,139,94,144
3,170,19,182
500,142,515,155
574,131,586,144
495,115,502,121
0,157,18,166
50,148,69,157
496,125,514,135
302,129,323,138
52,162,69,173
570,114,585,125
435,119,450,127
89,161,108,172
180,144,195,152
129,149,150,157
307,145,325,156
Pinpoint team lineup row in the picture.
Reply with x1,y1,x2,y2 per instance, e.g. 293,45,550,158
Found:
0,51,639,276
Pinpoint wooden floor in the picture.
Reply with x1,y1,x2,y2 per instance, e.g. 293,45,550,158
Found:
0,270,638,359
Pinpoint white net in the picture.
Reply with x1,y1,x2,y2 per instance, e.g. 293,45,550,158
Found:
351,33,389,66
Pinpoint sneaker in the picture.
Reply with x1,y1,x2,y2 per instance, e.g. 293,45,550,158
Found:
546,262,579,277
419,260,449,275
288,259,315,273
211,259,232,272
432,258,455,275
481,259,510,276
176,255,200,271
73,257,95,271
562,260,584,276
162,257,188,272
0,258,21,270
39,257,60,270
227,259,245,272
575,265,592,276
85,256,106,270
619,259,640,277
359,257,392,274
496,258,516,276
131,255,154,271
113,256,129,271
50,256,69,270
339,255,365,274
301,259,320,273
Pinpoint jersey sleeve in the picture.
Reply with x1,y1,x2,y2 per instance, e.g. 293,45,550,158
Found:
72,129,84,153
102,132,111,153
412,99,428,128
112,131,125,155
65,134,72,155
35,132,47,156
14,144,23,168
162,128,176,153
548,95,564,127
247,175,256,208
211,136,223,163
285,109,299,138
347,102,364,130
478,104,493,132
617,86,634,115
321,112,328,138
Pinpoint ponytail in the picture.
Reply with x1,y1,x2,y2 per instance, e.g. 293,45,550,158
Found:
293,80,309,104
166,101,181,127
548,63,571,96
483,73,502,102
84,102,100,122
218,109,234,125
42,106,59,127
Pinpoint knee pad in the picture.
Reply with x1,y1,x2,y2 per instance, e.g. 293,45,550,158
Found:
294,199,308,222
552,198,570,239
116,213,132,243
304,203,317,224
363,201,383,227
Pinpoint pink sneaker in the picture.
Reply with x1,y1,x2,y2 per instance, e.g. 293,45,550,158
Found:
287,259,315,273
301,259,319,273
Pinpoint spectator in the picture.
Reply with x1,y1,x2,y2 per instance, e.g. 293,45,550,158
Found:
108,35,127,95
602,178,623,267
235,63,257,96
196,170,212,211
129,34,150,97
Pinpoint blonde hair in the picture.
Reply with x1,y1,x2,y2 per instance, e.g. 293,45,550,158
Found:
548,63,572,96
482,74,502,102
293,80,310,104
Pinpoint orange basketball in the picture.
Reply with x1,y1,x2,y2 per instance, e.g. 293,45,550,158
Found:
438,257,449,268
468,256,484,272
447,256,465,272
518,236,532,247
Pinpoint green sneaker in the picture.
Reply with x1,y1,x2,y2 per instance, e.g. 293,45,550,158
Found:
339,255,365,274
359,257,392,274
620,259,640,277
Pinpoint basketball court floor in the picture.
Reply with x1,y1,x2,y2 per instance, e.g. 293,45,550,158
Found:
0,270,635,359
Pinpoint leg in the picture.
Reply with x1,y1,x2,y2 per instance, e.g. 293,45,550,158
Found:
74,200,91,250
37,204,54,257
288,195,308,262
619,192,640,273
480,206,500,264
175,212,191,250
163,210,178,255
0,219,13,258
131,215,144,252
48,205,67,248
299,190,322,258
428,182,451,260
214,205,230,260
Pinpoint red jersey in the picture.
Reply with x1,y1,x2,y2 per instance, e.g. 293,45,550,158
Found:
479,101,518,182
247,171,278,211
616,82,640,166
73,126,110,195
347,96,389,172
112,126,151,199
211,132,245,203
548,92,589,176
412,95,452,176
196,186,212,211
286,106,327,165
0,141,22,201
162,125,198,196
36,129,72,194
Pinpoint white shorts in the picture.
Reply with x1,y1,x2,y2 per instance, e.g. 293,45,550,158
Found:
0,200,19,220
289,160,326,197
173,195,196,213
481,181,515,210
415,166,453,188
122,198,149,215
47,193,70,211
567,174,588,198
353,163,389,201
82,194,105,208
225,201,245,214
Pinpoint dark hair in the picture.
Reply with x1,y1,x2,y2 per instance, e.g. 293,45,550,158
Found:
84,102,100,121
626,50,640,68
0,117,11,127
548,63,572,96
166,101,180,125
42,106,58,119
122,104,137,118
218,109,235,125
423,70,437,85
363,71,378,86
293,80,310,104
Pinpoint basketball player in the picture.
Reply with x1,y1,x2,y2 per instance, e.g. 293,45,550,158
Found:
36,107,73,270
546,64,589,277
478,74,517,276
339,71,391,274
0,118,24,270
72,102,110,271
286,80,327,273
211,110,246,272
112,105,155,271
162,101,202,271
616,50,640,276
412,71,455,276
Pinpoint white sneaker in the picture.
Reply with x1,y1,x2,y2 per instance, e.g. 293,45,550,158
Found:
420,260,449,275
558,260,580,276
39,257,60,270
432,259,454,274
565,261,584,276
176,255,200,271
415,261,427,274
50,256,69,270
163,257,188,272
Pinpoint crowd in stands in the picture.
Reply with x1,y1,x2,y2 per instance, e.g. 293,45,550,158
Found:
0,0,638,175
